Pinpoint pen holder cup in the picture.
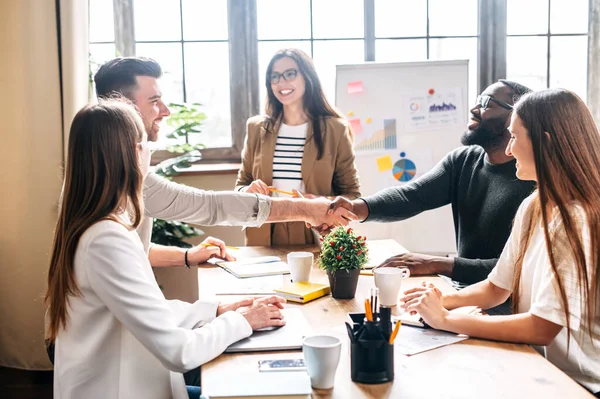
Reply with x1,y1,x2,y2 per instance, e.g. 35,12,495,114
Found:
348,313,394,384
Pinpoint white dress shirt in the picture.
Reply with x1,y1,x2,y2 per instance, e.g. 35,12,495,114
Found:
53,214,253,399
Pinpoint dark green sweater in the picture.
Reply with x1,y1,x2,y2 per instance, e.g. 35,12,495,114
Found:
363,146,536,284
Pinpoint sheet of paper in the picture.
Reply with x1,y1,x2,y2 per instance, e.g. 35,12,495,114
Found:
347,80,364,94
405,87,464,132
211,273,284,295
376,155,393,172
353,118,397,153
393,324,469,356
349,118,362,134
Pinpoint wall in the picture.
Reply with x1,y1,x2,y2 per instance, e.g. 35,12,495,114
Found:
0,0,64,369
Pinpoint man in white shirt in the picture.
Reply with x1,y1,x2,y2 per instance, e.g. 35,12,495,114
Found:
93,57,350,266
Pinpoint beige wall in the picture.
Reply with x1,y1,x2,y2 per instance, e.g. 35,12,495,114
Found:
0,0,64,369
153,172,245,303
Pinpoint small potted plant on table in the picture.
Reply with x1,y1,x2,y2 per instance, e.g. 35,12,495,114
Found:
318,227,368,299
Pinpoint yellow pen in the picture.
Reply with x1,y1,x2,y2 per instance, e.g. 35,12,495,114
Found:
389,321,401,344
200,243,239,250
268,187,295,196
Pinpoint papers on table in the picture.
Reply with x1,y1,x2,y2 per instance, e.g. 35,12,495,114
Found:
394,324,469,356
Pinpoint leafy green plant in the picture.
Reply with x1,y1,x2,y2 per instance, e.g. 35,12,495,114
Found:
318,227,369,272
150,102,207,248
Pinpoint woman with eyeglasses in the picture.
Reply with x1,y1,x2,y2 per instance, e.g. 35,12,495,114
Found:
235,48,360,245
47,100,287,399
401,89,600,396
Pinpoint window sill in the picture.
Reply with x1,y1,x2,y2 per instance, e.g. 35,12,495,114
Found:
172,163,241,176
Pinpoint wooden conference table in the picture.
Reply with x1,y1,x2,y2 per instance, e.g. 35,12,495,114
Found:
198,240,593,399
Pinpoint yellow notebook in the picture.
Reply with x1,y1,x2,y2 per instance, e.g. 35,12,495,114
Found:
274,281,331,304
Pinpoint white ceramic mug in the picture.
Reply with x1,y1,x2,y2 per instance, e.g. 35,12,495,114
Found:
374,267,411,307
302,335,342,389
287,252,314,283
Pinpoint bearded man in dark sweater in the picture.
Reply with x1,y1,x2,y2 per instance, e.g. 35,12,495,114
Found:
329,80,535,286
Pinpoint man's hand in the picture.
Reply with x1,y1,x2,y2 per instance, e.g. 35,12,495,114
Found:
185,236,235,265
376,252,453,276
303,197,357,230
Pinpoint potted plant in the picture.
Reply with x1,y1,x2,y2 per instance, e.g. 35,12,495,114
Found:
318,227,368,299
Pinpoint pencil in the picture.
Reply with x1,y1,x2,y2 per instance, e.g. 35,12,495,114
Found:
365,298,373,322
268,187,295,196
200,243,239,250
389,321,401,344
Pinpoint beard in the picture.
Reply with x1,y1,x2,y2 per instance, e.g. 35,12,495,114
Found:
145,120,160,142
460,115,508,148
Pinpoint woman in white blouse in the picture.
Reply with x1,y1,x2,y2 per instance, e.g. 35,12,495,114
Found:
45,100,286,399
400,89,600,396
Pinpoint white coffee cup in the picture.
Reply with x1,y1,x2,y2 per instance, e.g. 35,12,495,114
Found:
287,252,314,283
302,335,342,389
374,267,411,307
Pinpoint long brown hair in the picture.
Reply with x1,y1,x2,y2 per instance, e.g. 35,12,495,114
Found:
45,100,145,341
511,89,600,346
264,48,345,160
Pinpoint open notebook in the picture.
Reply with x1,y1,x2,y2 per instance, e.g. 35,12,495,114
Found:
213,256,290,278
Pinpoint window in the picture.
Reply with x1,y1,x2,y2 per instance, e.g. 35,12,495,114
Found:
90,0,594,161
374,0,479,105
507,0,589,101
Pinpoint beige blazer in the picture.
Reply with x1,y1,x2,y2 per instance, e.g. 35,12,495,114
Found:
235,115,361,246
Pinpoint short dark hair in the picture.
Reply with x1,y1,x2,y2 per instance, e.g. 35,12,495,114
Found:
498,79,533,105
94,57,162,100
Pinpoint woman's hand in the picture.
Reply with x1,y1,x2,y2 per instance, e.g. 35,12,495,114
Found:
185,236,235,266
401,284,448,329
242,179,272,196
239,296,287,330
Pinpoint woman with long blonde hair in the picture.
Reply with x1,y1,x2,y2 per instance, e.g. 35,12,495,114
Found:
46,100,286,399
401,89,600,396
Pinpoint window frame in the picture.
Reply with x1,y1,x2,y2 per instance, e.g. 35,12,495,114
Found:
97,0,597,165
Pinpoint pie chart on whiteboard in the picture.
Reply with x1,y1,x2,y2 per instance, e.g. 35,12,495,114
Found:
393,158,417,182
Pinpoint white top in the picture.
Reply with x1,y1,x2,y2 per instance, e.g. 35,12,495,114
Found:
489,195,600,393
53,214,253,399
271,122,308,197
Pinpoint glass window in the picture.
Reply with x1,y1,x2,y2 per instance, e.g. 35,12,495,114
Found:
551,0,589,34
181,0,228,40
428,0,478,36
135,43,184,103
89,43,117,74
184,42,232,148
506,36,548,91
550,36,588,100
134,0,182,41
375,39,427,62
89,0,114,42
257,0,312,40
374,0,427,38
507,0,549,35
311,0,364,39
312,40,365,102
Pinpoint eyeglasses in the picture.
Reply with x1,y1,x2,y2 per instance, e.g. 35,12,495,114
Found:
476,95,513,110
270,68,298,84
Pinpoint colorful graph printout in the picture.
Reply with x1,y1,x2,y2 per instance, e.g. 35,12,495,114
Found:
354,118,398,152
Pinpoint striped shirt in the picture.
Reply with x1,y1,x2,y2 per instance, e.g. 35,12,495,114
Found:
272,122,308,197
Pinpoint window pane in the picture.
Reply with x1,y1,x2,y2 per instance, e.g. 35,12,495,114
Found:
429,0,478,36
312,40,364,103
507,36,548,91
89,43,117,75
89,0,114,42
312,0,364,39
134,0,182,41
257,0,311,40
429,38,478,106
550,36,588,101
184,43,232,148
507,0,549,35
550,0,589,34
374,0,427,38
375,39,427,62
135,43,184,103
258,41,313,112
181,0,228,40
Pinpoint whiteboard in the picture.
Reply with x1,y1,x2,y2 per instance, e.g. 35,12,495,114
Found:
335,60,469,254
